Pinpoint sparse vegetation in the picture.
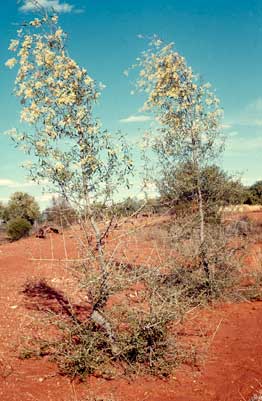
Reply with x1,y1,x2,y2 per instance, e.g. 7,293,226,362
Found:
18,217,262,380
42,196,77,228
1,3,261,401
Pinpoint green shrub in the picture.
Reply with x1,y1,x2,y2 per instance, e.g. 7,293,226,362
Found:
245,180,262,205
4,192,40,224
7,217,32,241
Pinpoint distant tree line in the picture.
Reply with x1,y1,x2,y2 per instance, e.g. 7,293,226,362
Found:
157,164,262,213
0,176,260,242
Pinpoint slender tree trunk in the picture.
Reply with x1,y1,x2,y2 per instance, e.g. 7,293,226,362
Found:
196,173,209,277
191,135,209,278
78,132,117,352
191,138,205,244
197,175,204,245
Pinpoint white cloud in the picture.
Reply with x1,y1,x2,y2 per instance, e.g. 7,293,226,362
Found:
0,179,17,187
19,0,74,13
246,97,262,114
228,131,239,137
241,176,260,186
223,98,262,128
0,178,36,189
119,115,152,123
237,97,262,127
36,193,56,202
226,135,262,153
221,123,232,130
229,120,262,128
251,120,262,127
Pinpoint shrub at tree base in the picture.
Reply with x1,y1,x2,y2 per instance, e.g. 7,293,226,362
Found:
7,217,32,241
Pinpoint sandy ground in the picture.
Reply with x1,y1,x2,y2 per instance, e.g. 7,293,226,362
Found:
0,214,261,401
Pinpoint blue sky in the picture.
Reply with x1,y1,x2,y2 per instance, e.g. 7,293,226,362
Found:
0,0,261,207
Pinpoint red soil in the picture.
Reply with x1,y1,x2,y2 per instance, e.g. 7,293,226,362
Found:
0,216,261,401
225,211,262,224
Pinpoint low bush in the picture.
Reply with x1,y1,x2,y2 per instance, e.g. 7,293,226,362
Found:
19,267,179,379
7,217,32,241
18,214,261,381
49,314,174,379
19,255,259,380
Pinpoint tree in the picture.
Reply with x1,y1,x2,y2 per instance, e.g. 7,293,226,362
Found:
6,7,132,348
113,197,143,217
42,196,76,227
158,162,247,214
4,192,40,225
245,180,262,205
0,202,5,221
133,38,224,274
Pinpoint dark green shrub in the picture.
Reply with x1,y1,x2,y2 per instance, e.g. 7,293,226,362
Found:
4,192,40,224
7,217,32,241
158,163,247,218
245,180,262,205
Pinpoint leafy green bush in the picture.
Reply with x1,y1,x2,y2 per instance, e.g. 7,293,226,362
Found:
7,217,32,241
4,192,40,225
245,180,262,205
158,163,247,216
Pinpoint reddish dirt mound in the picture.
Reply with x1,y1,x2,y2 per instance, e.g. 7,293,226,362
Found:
0,228,261,401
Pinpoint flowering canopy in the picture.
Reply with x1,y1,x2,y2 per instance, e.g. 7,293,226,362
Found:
7,15,132,205
132,38,223,168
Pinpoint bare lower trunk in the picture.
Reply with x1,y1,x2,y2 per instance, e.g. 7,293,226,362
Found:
78,133,117,352
86,203,119,353
196,178,209,278
191,134,209,278
90,310,118,354
83,195,117,342
197,179,204,245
